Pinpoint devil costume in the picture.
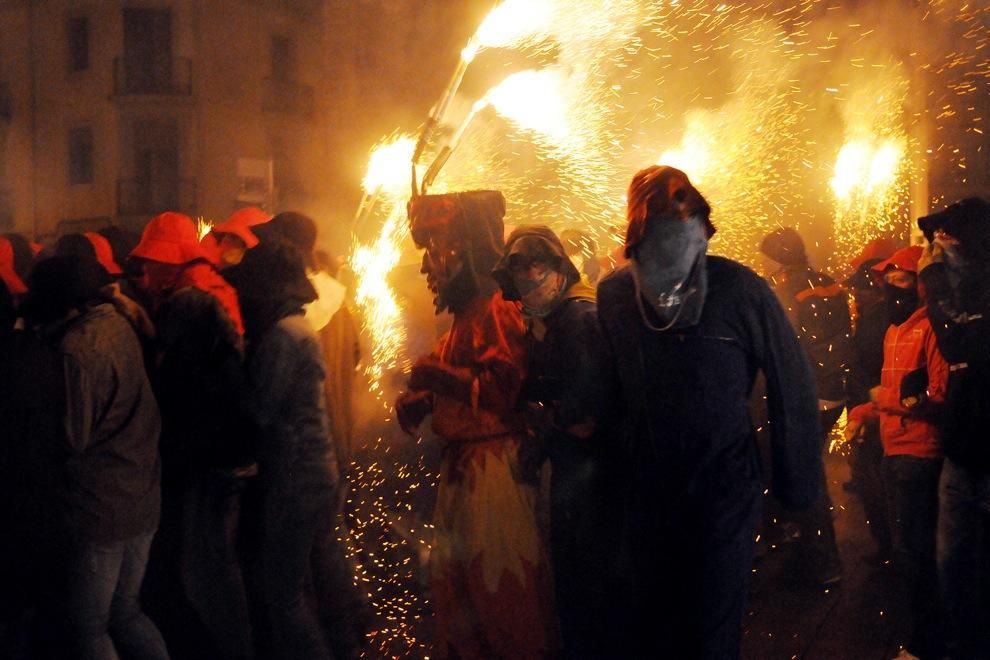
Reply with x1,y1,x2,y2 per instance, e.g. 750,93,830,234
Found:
398,192,556,659
597,166,820,658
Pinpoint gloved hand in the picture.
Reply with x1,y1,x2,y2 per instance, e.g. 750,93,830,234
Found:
395,390,433,435
408,355,474,400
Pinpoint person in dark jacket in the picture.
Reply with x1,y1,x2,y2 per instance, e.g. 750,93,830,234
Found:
843,250,893,560
492,225,608,658
236,238,338,660
597,166,820,658
0,280,64,658
131,211,256,660
21,255,169,660
761,226,851,584
917,197,990,659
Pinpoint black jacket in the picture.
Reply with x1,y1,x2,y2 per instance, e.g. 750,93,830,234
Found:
921,262,990,471
598,256,821,518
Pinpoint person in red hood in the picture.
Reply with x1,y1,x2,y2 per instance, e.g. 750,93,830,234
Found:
130,212,256,659
846,245,948,660
202,207,271,270
131,211,244,336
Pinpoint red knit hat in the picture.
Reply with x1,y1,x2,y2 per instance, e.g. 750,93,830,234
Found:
83,232,123,275
0,237,28,295
212,207,271,249
130,212,210,265
872,245,923,275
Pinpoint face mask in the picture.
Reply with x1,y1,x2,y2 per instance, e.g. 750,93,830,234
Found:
884,283,919,325
519,271,565,318
631,216,708,328
934,238,963,269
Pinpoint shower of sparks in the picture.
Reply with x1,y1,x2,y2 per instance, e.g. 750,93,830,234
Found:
345,0,990,651
351,135,418,397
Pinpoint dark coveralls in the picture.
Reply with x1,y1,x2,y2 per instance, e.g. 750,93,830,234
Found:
521,289,609,658
597,256,820,659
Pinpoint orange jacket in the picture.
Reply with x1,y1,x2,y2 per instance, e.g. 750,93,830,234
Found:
849,306,948,458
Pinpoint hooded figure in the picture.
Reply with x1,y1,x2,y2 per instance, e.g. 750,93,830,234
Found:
493,225,609,657
596,165,820,658
396,192,557,659
235,239,340,660
131,212,256,659
917,197,990,659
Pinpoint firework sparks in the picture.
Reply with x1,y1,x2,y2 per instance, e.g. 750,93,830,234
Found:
344,0,990,652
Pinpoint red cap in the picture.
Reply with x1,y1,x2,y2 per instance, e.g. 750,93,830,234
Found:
83,232,123,275
0,237,28,295
212,207,271,249
130,212,210,265
850,237,898,272
872,245,923,275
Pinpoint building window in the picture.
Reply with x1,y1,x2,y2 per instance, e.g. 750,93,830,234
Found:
68,17,89,72
69,127,94,184
271,35,294,81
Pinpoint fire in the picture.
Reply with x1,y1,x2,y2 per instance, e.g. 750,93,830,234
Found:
361,136,417,195
195,217,213,242
474,0,554,50
484,69,571,143
830,139,903,201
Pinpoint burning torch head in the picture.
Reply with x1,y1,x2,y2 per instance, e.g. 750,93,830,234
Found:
408,190,506,314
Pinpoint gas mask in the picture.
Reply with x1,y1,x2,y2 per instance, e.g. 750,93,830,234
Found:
514,267,565,319
630,216,709,329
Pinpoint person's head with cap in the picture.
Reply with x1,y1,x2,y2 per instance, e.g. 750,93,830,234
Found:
492,225,581,318
3,233,36,285
0,236,28,298
55,233,121,283
872,245,923,326
624,165,713,329
918,197,990,267
130,211,211,296
234,236,317,339
760,226,808,276
208,206,271,269
257,211,318,269
21,255,106,327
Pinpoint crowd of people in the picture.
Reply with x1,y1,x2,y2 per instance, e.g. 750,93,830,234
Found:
0,165,988,660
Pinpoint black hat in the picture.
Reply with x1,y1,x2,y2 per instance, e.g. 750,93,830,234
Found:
21,255,105,324
760,227,808,267
918,197,990,260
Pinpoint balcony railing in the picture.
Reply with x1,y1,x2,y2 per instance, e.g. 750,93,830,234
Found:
113,57,192,96
117,178,196,216
262,77,314,118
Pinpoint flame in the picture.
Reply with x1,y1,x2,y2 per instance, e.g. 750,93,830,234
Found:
483,69,570,142
195,217,213,242
474,0,554,50
361,136,417,195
